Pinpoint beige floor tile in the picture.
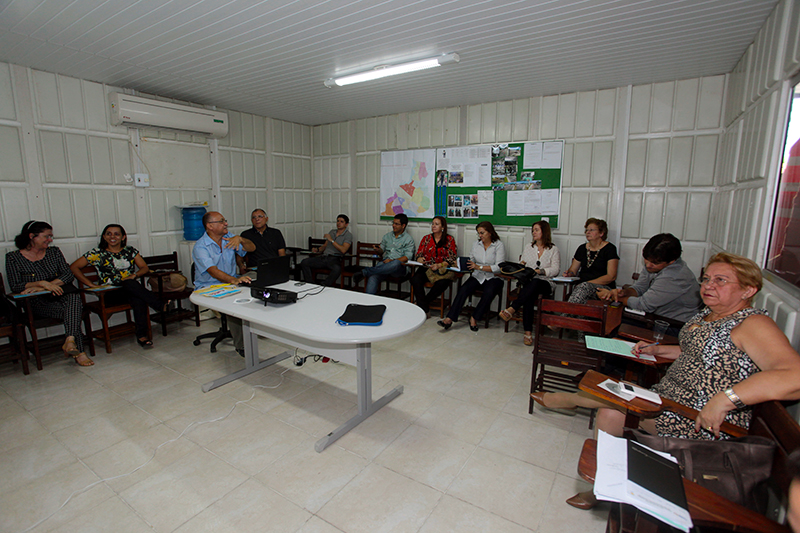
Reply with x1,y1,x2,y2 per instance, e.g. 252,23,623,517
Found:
557,431,594,479
314,364,391,402
296,516,346,532
318,463,442,533
448,447,555,529
0,388,29,420
419,495,532,532
173,478,311,533
223,373,313,413
371,352,422,381
371,382,441,423
535,473,608,533
1,462,112,533
29,385,130,432
33,494,153,533
52,403,161,459
163,396,262,447
106,366,195,403
79,352,161,385
0,434,79,496
0,410,49,452
204,412,308,475
82,423,199,493
445,372,518,410
133,378,229,421
415,395,500,445
334,405,412,460
268,387,356,437
120,447,249,533
417,344,481,371
257,440,368,513
395,360,468,393
9,373,107,411
468,355,531,386
374,424,474,492
480,412,571,471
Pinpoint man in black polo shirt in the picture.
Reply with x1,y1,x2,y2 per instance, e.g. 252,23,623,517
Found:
237,208,286,273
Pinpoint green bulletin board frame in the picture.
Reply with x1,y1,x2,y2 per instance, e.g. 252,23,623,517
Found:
380,141,562,228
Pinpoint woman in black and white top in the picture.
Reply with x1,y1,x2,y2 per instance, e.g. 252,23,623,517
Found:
499,220,560,345
438,221,506,332
564,218,619,304
5,220,92,366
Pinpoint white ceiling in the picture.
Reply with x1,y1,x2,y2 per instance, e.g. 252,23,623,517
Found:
0,0,779,126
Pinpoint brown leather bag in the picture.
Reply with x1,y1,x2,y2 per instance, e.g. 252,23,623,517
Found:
147,272,187,293
630,429,776,513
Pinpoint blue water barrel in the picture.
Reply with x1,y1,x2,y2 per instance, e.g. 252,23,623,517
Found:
181,206,207,241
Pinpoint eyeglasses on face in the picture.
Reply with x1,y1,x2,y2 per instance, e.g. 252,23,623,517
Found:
699,276,733,287
208,219,227,224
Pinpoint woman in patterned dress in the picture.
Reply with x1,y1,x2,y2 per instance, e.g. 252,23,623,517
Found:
70,224,164,349
6,220,92,366
409,216,457,315
531,252,800,509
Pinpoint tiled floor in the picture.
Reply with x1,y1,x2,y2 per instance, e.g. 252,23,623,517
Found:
0,315,610,532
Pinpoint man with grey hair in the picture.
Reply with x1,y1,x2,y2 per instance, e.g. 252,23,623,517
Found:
237,208,286,273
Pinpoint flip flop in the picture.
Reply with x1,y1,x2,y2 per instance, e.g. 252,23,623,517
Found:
499,309,513,322
523,334,533,346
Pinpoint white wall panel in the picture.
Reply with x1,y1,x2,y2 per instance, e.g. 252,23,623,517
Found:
673,78,699,131
46,189,75,238
0,63,16,120
0,187,30,242
557,93,577,139
667,136,693,186
664,192,688,239
591,141,612,187
692,135,718,186
785,0,800,75
625,139,647,187
561,143,574,187
650,82,675,133
39,131,68,183
0,126,24,182
88,137,113,184
94,190,117,231
629,84,651,134
407,111,420,149
65,133,90,183
540,95,558,140
596,89,616,137
621,192,643,238
697,75,725,129
576,91,595,138
467,104,481,145
571,143,592,187
726,50,750,126
645,138,669,186
110,138,131,185
496,100,513,142
73,189,96,237
418,109,432,148
641,193,665,237
57,76,84,130
685,192,712,242
32,70,60,126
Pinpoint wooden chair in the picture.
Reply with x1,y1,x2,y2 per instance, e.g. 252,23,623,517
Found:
304,237,352,288
425,279,453,318
577,371,799,533
500,274,553,333
78,266,150,354
0,276,29,374
141,251,199,336
11,280,95,370
458,275,504,328
342,241,381,291
529,296,622,412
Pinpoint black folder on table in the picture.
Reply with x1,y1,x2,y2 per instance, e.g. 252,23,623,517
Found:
336,304,387,326
627,439,688,509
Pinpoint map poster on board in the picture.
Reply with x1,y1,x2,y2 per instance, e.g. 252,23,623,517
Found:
380,149,436,219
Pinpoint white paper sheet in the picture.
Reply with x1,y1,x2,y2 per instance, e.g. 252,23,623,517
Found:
542,141,564,169
478,190,494,215
523,142,543,168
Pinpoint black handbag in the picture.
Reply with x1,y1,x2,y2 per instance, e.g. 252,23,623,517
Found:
499,261,536,285
630,429,776,513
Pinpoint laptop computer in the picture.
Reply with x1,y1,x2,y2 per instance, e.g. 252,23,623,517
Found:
248,256,291,289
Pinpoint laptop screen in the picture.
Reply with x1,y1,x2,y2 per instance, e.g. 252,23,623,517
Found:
254,256,291,287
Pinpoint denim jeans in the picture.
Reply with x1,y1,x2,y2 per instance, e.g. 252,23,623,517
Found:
363,260,406,294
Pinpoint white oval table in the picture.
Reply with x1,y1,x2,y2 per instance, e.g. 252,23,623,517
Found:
190,282,426,451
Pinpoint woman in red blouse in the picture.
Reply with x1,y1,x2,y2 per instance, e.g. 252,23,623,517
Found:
410,216,458,314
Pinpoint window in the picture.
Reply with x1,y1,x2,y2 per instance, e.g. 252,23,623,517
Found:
766,80,800,289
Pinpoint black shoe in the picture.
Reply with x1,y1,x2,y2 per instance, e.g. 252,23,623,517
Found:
352,272,364,285
236,348,245,358
469,324,479,332
437,320,452,330
137,338,154,349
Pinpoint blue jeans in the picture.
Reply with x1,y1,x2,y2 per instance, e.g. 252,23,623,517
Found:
363,260,407,294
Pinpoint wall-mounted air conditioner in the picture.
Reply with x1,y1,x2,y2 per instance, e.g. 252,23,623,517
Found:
109,92,228,138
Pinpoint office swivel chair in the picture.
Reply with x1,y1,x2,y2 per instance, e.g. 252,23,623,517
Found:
191,263,232,352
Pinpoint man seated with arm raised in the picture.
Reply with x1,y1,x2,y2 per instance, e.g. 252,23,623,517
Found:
236,208,286,274
597,233,702,326
353,213,415,295
193,211,255,357
300,214,353,287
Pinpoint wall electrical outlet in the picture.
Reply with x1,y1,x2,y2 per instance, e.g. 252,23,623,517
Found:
134,173,150,187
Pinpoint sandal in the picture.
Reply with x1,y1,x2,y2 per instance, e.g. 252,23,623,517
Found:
523,334,533,346
62,339,80,358
137,338,154,349
73,352,94,366
499,308,514,322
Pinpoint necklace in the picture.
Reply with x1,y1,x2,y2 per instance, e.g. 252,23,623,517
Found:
585,243,599,268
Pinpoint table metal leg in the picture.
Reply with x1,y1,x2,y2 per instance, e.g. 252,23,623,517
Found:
201,321,291,392
315,343,404,452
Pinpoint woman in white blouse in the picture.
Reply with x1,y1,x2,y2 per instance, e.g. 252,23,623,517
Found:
438,221,506,332
499,220,560,345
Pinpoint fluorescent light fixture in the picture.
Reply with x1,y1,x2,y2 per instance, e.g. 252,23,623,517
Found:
325,53,459,87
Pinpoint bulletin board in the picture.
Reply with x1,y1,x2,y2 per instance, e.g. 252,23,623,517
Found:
379,141,563,228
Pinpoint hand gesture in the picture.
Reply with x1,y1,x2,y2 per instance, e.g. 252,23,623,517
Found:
222,235,243,249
